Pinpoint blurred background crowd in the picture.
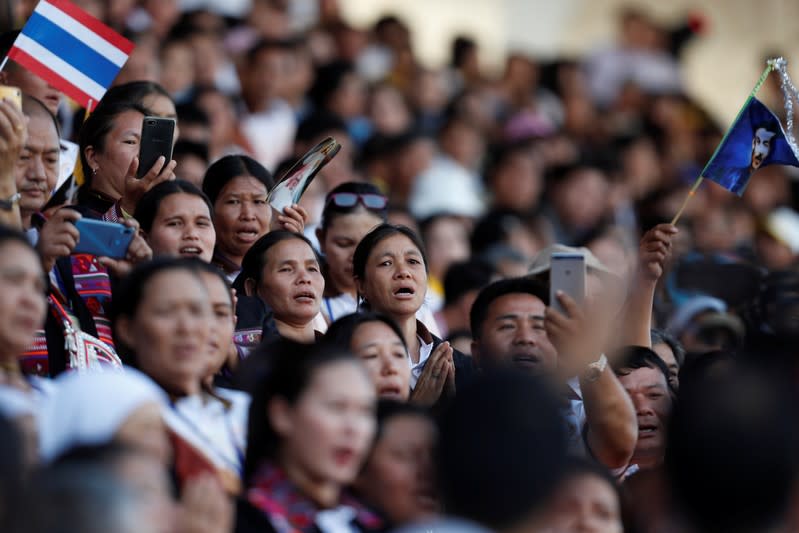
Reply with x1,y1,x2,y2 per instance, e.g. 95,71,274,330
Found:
1,0,799,532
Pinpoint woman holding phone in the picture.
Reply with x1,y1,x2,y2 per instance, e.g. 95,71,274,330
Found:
78,100,176,218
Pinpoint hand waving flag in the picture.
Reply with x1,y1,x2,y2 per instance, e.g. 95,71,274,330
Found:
6,0,134,111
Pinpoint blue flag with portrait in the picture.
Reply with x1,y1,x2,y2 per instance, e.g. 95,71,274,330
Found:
703,97,799,196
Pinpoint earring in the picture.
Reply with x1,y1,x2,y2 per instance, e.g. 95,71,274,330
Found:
92,167,98,175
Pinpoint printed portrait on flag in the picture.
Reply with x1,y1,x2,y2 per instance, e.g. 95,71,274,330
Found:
703,97,799,196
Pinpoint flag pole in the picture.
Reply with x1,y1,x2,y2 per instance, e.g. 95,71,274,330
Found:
670,62,777,226
0,56,8,73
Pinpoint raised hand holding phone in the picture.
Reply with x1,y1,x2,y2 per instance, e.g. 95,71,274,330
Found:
137,117,175,179
549,253,586,314
118,116,177,216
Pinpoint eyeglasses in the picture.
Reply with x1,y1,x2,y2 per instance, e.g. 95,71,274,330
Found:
326,192,388,210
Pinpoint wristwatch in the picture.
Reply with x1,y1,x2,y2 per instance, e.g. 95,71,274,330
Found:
0,192,21,211
583,353,608,383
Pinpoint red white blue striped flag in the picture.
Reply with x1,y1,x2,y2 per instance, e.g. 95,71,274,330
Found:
6,0,134,111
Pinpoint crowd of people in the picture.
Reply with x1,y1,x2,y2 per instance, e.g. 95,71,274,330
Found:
1,0,799,531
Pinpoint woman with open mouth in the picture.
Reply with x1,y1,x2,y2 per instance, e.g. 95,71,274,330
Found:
236,231,325,345
202,155,307,283
135,180,216,264
353,224,475,407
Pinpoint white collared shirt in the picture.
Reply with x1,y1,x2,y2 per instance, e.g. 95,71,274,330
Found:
409,335,435,389
163,388,250,473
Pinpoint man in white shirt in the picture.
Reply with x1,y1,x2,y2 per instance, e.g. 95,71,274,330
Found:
238,39,297,171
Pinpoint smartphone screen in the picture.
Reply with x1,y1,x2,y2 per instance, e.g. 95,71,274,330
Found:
137,116,175,179
549,253,586,314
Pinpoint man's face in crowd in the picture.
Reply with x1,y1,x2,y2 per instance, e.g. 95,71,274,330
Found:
471,293,558,377
618,366,673,469
751,127,776,170
16,112,60,217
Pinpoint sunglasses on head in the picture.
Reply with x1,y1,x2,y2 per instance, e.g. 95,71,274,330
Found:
327,192,388,210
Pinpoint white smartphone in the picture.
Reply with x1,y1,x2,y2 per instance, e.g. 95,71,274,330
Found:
550,252,586,314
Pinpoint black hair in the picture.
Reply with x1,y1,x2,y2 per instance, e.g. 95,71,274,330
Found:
78,100,150,188
235,231,319,293
101,80,173,109
373,399,431,441
470,278,549,339
308,60,356,111
319,181,387,234
611,345,673,390
666,366,799,533
753,120,779,136
22,95,60,138
613,345,669,372
173,139,209,164
202,154,274,206
451,35,477,68
484,141,535,184
443,259,494,308
352,223,428,282
323,312,408,354
677,350,737,395
437,369,566,530
469,209,527,256
245,38,294,67
243,342,364,483
134,179,213,234
296,111,348,145
176,102,210,127
650,328,686,367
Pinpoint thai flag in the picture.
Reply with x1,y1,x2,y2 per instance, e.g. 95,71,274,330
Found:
7,0,133,111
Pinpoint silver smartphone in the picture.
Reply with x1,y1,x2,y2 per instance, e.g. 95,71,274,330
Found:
550,252,586,314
